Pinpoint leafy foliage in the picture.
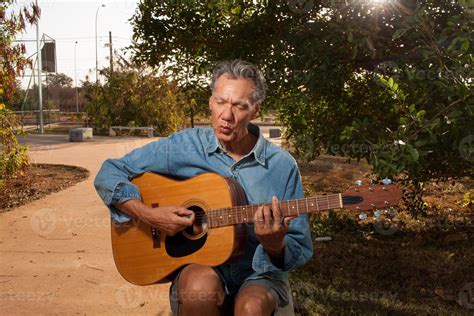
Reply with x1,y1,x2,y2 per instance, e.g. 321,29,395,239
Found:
0,1,39,180
3,81,27,111
46,73,73,88
458,190,473,208
131,1,473,213
1,1,40,99
84,56,187,135
0,108,29,183
182,85,210,127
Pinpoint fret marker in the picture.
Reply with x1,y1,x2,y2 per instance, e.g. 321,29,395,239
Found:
228,214,232,218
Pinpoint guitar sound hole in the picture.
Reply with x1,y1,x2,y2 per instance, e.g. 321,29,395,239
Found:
185,205,208,237
165,205,208,258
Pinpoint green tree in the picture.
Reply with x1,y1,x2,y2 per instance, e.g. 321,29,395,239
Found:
0,1,40,182
46,72,73,88
84,56,187,135
131,0,473,214
3,80,28,111
182,85,210,127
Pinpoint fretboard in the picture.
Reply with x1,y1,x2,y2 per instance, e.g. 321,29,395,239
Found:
207,194,342,228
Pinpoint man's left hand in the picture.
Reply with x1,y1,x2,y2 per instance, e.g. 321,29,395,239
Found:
254,196,295,259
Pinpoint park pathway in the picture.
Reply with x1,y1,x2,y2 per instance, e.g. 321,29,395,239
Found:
0,135,172,315
0,130,282,315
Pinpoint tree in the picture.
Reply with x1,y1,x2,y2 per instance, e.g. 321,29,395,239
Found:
46,72,73,88
182,85,210,127
84,55,187,135
130,0,473,215
1,1,40,99
3,80,27,111
0,1,40,182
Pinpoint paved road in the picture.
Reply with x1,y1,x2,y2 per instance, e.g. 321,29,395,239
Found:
1,129,283,315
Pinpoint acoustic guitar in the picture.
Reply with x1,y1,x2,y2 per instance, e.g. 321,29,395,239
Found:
111,172,401,285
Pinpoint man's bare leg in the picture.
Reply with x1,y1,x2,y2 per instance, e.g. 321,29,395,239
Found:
177,264,225,316
234,285,277,316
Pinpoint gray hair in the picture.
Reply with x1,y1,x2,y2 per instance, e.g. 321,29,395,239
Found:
210,60,267,106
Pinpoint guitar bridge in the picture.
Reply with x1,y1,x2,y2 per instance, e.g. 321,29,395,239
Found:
151,227,161,248
151,203,160,248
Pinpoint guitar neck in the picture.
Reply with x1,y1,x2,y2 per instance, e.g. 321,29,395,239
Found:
207,194,342,228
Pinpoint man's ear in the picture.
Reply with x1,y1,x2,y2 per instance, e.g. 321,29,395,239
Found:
251,103,261,120
208,96,212,110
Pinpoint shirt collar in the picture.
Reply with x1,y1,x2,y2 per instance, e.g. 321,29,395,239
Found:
206,123,267,166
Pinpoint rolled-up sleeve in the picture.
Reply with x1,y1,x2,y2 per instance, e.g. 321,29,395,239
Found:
94,138,170,223
252,165,313,273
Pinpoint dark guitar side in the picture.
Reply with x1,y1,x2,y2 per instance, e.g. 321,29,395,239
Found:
111,172,248,286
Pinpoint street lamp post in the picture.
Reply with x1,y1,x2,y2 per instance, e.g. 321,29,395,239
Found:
74,41,79,113
95,4,105,83
36,14,44,133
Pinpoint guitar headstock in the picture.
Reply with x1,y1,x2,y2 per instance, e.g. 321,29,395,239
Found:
342,179,401,217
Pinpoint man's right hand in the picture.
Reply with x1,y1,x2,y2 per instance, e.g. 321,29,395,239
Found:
142,206,195,236
114,200,195,236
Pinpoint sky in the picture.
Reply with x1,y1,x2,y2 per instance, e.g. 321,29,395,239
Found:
12,0,139,88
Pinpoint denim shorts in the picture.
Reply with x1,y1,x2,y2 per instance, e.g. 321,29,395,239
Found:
169,266,289,315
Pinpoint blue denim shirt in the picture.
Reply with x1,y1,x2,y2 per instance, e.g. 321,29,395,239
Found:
94,124,313,285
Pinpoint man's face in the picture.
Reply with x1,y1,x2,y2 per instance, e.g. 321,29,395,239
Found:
209,75,260,148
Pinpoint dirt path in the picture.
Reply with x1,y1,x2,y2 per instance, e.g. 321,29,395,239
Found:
0,135,171,315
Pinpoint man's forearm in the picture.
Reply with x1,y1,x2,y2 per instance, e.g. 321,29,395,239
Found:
113,200,194,236
114,199,149,222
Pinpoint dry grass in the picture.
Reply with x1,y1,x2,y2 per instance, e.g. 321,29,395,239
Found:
291,156,473,315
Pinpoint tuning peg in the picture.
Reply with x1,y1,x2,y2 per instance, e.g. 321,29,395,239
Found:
355,180,363,186
382,178,392,185
373,210,381,218
358,213,367,220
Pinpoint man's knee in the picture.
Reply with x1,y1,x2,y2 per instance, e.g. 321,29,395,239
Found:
178,264,224,305
235,285,276,315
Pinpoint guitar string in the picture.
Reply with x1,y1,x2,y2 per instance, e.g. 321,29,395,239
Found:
189,195,343,225
205,195,342,220
195,195,342,221
168,186,396,227
207,186,392,221
207,203,343,227
191,192,395,226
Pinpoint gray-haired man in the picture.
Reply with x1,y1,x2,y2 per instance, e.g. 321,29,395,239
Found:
94,60,313,315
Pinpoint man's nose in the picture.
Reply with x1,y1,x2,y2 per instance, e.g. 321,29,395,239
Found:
221,104,234,120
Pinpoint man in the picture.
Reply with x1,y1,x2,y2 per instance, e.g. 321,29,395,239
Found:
94,60,313,315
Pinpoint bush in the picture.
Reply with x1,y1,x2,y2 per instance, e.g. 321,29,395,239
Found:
0,107,29,184
84,58,187,136
1,1,40,184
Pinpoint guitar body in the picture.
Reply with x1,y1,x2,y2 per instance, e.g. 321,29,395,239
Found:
111,172,247,285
